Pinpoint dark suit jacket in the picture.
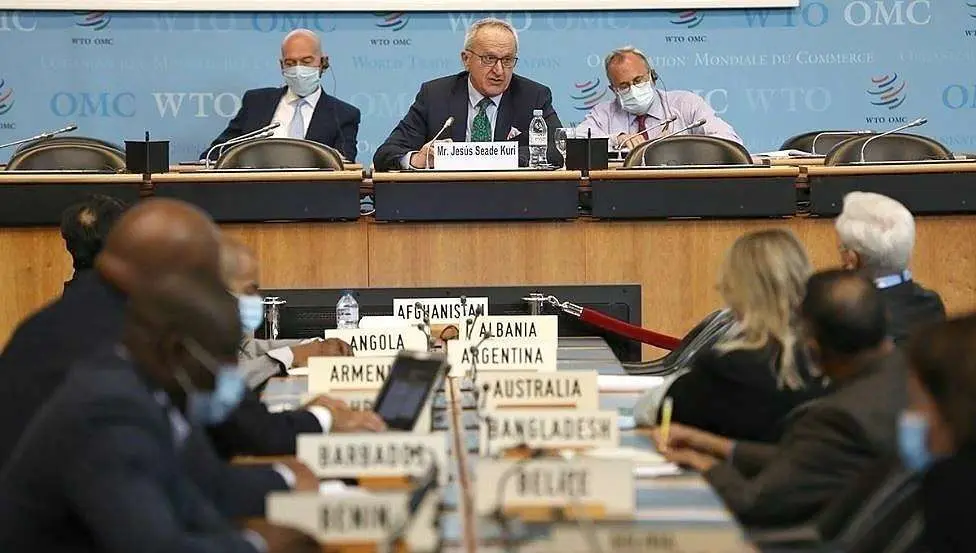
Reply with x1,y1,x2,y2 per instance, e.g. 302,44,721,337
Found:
663,342,829,443
880,281,946,346
203,86,360,162
0,360,267,553
705,351,907,528
0,270,321,465
372,71,564,171
919,445,976,552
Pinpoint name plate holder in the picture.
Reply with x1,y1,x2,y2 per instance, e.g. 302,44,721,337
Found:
433,141,519,171
475,370,598,411
296,433,450,488
447,338,558,378
323,327,429,356
480,409,619,456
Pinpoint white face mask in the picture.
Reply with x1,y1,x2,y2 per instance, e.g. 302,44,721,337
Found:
617,81,657,115
282,65,321,98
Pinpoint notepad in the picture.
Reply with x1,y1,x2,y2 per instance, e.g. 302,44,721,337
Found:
597,374,663,392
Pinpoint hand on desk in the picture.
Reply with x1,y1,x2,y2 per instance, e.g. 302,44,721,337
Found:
649,422,733,460
660,447,721,472
291,338,352,367
304,395,388,433
246,519,320,553
615,132,646,151
410,139,452,169
275,457,320,491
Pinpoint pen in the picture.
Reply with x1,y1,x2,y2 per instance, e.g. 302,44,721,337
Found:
660,397,673,452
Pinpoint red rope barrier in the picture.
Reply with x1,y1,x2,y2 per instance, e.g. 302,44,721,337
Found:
578,307,681,351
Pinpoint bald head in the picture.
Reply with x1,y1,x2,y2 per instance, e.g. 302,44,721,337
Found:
220,236,260,295
95,198,221,294
280,28,326,70
801,269,888,367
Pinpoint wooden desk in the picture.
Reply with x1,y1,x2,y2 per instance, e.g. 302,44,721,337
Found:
0,173,143,226
171,163,364,173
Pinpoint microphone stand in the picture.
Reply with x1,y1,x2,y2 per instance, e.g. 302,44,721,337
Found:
420,116,454,170
0,123,78,150
614,116,678,150
810,130,871,155
204,122,280,168
858,117,928,163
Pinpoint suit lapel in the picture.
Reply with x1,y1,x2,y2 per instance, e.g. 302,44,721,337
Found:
305,90,333,141
448,74,469,142
494,83,517,142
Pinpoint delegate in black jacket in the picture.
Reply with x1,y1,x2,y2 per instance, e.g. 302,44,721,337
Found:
373,71,563,171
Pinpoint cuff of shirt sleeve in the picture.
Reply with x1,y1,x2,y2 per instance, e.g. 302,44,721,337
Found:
307,405,334,433
241,529,268,553
272,463,297,489
727,441,737,463
266,346,295,369
401,152,416,170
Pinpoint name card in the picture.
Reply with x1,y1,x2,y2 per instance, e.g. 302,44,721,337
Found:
433,141,519,171
473,457,635,517
447,338,557,377
480,409,619,455
296,432,449,485
548,524,749,553
393,297,489,324
308,356,396,392
306,389,432,434
476,371,598,410
323,327,428,356
267,490,409,543
462,314,558,342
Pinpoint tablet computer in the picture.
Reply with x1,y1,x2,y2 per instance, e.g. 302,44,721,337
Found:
373,351,449,431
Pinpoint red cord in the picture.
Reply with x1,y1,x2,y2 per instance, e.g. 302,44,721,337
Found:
579,307,681,351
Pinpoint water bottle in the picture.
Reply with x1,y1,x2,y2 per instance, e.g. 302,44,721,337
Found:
335,291,359,329
528,109,548,168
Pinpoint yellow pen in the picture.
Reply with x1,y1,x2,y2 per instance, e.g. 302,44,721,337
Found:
660,397,673,452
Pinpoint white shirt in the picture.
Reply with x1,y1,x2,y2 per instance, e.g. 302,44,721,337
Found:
270,86,322,139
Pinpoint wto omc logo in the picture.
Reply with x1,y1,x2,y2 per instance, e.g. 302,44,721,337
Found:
375,12,408,31
0,79,14,116
867,74,907,110
671,10,704,28
75,11,111,31
570,79,609,111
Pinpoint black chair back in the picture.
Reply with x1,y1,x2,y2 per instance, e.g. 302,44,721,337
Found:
5,143,126,171
780,130,869,155
216,138,344,170
623,309,735,376
825,133,952,165
624,135,752,167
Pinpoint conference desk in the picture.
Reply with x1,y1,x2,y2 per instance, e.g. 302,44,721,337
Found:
262,337,748,552
1,164,975,353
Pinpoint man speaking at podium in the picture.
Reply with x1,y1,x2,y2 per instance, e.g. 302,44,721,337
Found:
372,18,563,171
202,29,360,162
576,46,741,151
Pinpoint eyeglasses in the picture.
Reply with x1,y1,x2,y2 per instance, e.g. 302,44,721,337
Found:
613,74,651,93
466,50,518,69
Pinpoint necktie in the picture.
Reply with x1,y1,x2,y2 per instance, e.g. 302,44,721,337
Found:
636,114,648,139
288,97,307,139
471,97,493,142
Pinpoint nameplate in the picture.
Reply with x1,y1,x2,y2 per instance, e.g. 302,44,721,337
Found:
296,432,449,485
323,327,428,355
476,371,598,410
433,141,519,171
393,296,489,324
447,338,557,377
307,356,396,392
462,314,558,342
308,389,433,434
473,457,635,517
479,409,619,455
548,524,748,552
267,490,409,543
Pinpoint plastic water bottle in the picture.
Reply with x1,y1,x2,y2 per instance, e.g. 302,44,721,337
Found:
528,109,548,168
335,291,359,329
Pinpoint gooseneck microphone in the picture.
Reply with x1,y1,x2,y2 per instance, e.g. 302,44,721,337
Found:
0,123,78,150
810,129,872,155
640,118,707,167
204,121,281,168
858,117,928,163
615,115,678,150
420,116,454,169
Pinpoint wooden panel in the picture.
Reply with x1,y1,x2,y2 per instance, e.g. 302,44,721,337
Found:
0,227,71,346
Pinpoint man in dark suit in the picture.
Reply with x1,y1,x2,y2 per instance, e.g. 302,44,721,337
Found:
373,17,563,171
835,191,945,345
650,270,907,528
59,194,127,290
202,28,360,162
0,271,318,553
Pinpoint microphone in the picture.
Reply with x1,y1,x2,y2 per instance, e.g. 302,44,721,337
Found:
640,118,707,167
203,121,281,167
614,115,678,150
420,116,454,169
0,123,78,150
858,117,928,163
810,129,872,155
466,327,495,382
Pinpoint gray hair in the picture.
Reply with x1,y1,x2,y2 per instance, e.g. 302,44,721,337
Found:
604,45,652,79
463,17,519,53
835,191,916,274
281,28,322,56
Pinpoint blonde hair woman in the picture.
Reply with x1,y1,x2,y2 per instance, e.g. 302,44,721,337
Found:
638,229,829,442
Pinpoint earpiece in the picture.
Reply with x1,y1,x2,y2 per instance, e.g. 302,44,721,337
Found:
649,68,659,85
322,56,330,71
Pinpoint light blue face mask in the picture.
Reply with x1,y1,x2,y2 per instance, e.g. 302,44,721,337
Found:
898,411,934,472
237,294,264,333
177,339,246,426
282,65,321,98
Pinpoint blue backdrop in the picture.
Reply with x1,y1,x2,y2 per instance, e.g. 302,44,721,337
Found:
0,1,974,163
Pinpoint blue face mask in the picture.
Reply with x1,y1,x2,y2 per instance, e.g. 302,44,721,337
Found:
282,65,321,98
898,411,933,472
177,339,246,426
238,294,264,333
